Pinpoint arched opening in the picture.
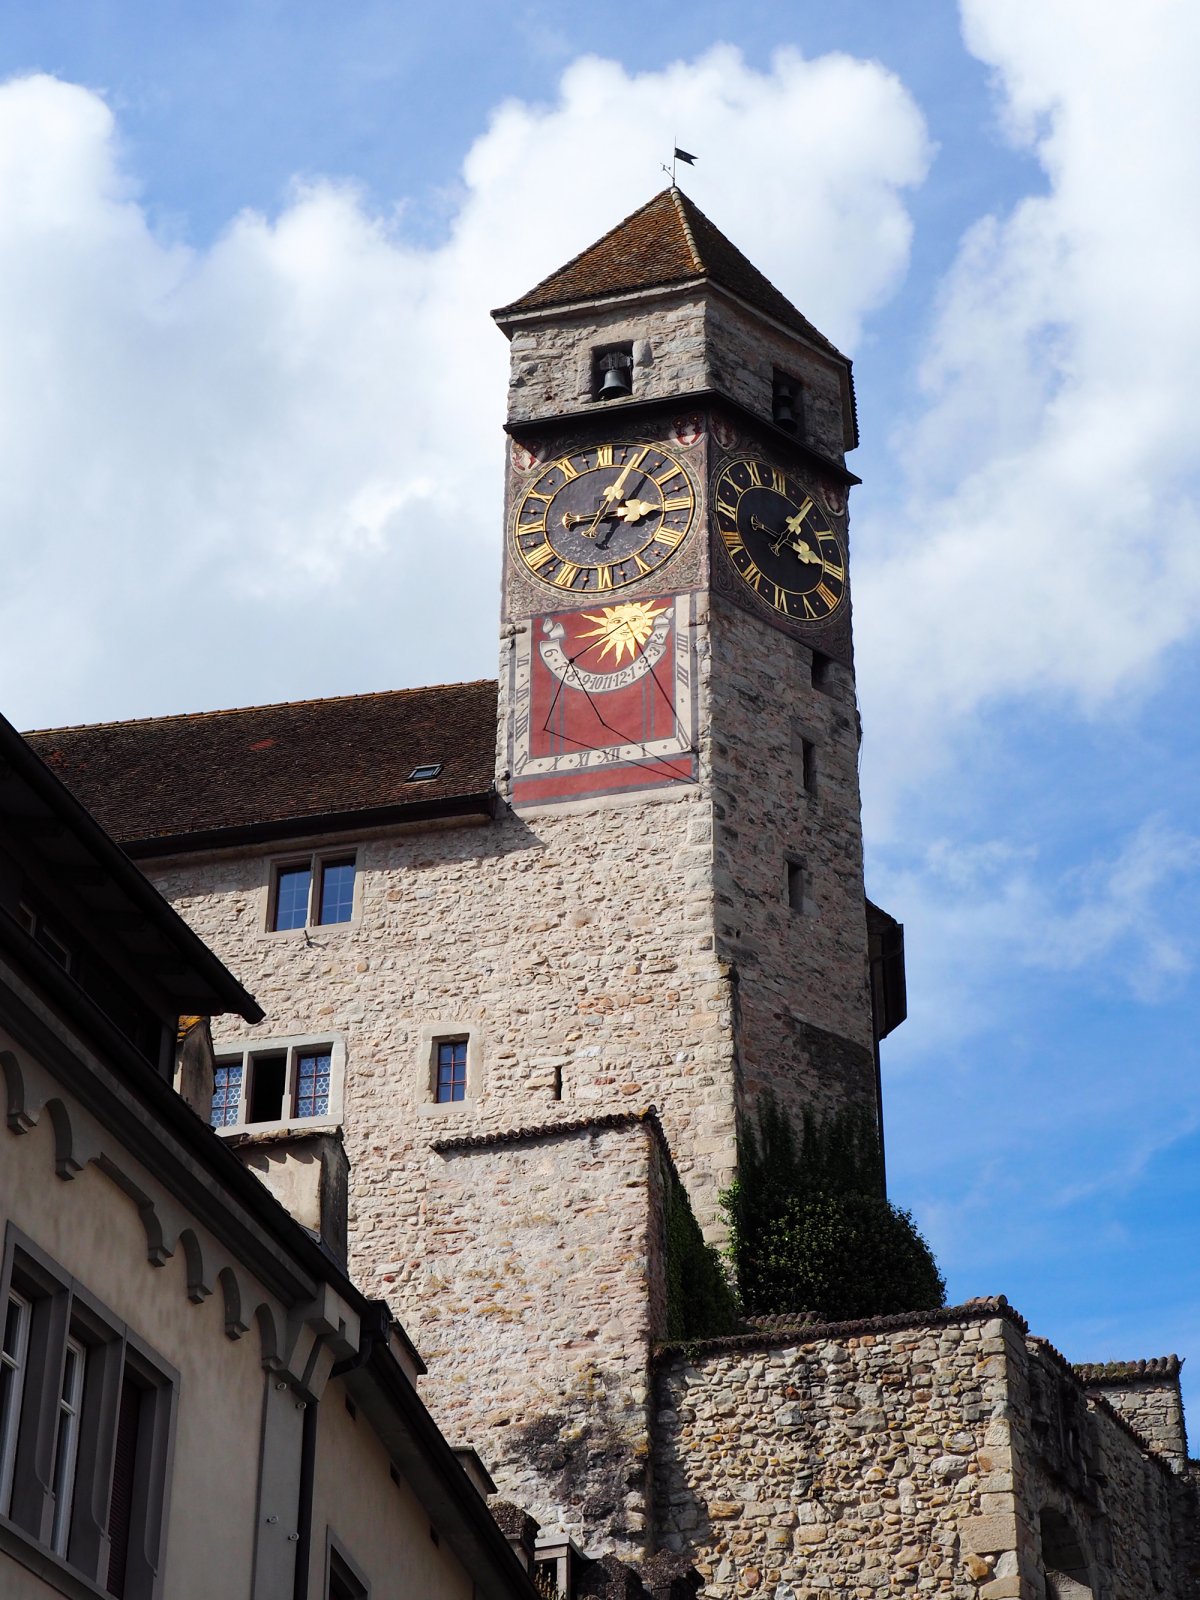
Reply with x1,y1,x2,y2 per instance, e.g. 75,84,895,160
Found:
1041,1507,1093,1599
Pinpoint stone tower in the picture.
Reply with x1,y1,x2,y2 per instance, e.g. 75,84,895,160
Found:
492,187,887,1211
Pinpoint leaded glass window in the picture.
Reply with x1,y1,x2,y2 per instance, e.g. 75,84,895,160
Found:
295,1051,332,1117
210,1062,243,1127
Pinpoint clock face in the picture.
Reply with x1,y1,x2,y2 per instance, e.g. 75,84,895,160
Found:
713,457,847,623
512,442,697,595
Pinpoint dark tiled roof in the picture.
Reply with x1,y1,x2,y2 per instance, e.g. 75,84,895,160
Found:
652,1296,1028,1363
1075,1355,1183,1385
430,1106,663,1156
24,681,498,852
493,188,847,363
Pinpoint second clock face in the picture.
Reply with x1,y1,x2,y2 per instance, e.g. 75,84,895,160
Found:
512,442,696,595
713,457,847,623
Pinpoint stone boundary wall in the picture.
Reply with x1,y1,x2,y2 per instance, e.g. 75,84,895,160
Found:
651,1303,1200,1600
1074,1355,1188,1469
415,1115,669,1557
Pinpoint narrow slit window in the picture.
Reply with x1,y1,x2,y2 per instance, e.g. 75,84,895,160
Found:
787,860,810,915
801,738,817,795
105,1368,144,1597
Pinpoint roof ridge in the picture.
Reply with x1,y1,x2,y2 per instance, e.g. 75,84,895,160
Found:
25,678,496,737
492,189,686,319
670,186,705,274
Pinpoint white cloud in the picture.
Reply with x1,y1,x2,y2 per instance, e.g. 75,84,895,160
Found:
855,0,1200,823
878,818,1200,1056
0,50,929,728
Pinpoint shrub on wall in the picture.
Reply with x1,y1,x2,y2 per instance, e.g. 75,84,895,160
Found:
663,1161,740,1340
721,1097,945,1322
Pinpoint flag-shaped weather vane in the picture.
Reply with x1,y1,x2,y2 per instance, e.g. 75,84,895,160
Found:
662,145,697,185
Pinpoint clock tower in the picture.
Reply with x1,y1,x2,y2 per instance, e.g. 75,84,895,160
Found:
492,188,889,1230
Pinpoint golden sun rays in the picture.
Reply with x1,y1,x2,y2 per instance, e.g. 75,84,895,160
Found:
576,601,670,666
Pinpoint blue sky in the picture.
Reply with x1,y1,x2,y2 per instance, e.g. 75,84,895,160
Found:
3,3,1199,1422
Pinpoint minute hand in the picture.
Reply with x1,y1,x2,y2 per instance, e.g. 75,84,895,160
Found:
772,497,814,553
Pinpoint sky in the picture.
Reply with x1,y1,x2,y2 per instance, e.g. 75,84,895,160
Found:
3,1,1200,1422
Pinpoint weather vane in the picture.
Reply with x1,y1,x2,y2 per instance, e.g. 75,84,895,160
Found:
661,145,697,186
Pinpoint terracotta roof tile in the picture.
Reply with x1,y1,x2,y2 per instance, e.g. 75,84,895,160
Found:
493,188,847,363
24,681,498,850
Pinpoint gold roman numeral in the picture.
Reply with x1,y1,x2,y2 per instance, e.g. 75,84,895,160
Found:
633,552,652,575
773,583,788,610
662,495,691,512
595,444,613,467
743,560,763,586
656,524,686,550
771,467,786,493
596,565,614,590
822,559,845,582
526,489,554,504
802,595,818,619
816,582,838,610
716,499,738,520
554,457,579,481
519,513,547,536
747,461,763,487
525,541,556,572
553,563,581,589
720,527,743,552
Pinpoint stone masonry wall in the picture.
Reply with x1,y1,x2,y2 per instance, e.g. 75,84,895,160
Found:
415,1115,666,1557
505,293,710,425
653,1308,1200,1600
1074,1358,1188,1468
1005,1336,1199,1599
653,1306,1023,1599
706,591,877,1139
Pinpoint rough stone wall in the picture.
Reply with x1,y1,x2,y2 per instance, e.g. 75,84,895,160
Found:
706,593,877,1137
653,1308,1023,1599
653,1310,1200,1600
1006,1337,1199,1599
502,288,851,465
1076,1364,1188,1468
505,294,710,424
703,296,851,460
415,1117,665,1557
148,780,737,1265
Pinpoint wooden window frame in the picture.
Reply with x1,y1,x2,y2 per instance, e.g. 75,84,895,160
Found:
0,1227,178,1600
267,852,358,934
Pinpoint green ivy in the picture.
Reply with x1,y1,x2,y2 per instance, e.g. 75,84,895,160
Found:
662,1160,740,1340
721,1097,945,1322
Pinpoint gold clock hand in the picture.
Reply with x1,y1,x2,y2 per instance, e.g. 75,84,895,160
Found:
614,498,657,525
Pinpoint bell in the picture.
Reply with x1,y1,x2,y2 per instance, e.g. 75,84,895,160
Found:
598,363,632,401
773,390,796,429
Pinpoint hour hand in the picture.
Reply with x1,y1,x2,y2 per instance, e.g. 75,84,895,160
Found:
614,498,657,525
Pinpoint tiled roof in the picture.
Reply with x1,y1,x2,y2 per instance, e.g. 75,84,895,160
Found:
24,681,498,852
493,188,847,363
1075,1355,1182,1385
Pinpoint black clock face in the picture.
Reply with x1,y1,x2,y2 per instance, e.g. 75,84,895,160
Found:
713,458,847,623
512,442,697,594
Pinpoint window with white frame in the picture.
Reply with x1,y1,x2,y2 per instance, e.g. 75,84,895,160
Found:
269,853,357,932
0,1230,176,1598
210,1037,343,1132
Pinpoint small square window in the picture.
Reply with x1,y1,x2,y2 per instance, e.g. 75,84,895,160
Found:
407,763,442,782
436,1040,468,1104
270,854,356,931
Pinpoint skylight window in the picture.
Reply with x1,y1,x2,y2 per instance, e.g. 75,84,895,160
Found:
408,763,442,781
